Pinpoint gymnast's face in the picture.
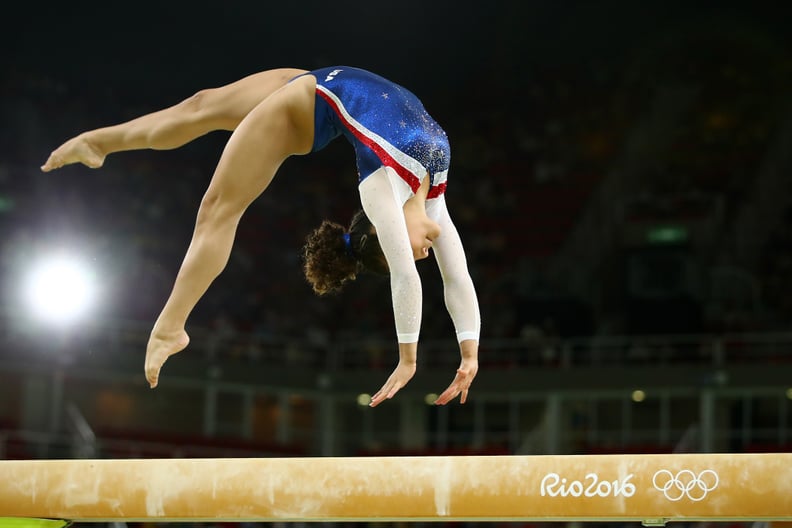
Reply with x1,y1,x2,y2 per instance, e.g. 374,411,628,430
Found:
408,217,442,260
372,216,441,262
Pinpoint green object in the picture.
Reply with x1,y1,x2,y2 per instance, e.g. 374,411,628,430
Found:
0,519,71,528
646,225,688,244
0,196,14,213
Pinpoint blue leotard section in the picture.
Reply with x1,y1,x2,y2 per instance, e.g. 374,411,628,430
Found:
305,66,449,195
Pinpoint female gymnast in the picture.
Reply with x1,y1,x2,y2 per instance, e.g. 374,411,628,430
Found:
41,66,481,407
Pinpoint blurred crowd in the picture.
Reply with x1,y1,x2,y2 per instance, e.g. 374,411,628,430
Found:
1,26,791,361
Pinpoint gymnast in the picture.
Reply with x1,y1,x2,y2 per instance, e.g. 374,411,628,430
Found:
41,66,481,407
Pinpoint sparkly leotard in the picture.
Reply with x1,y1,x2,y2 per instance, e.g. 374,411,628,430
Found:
305,66,449,199
294,67,479,345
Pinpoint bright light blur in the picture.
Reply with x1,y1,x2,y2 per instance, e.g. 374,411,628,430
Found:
23,255,97,325
356,393,371,406
424,393,439,405
631,389,646,403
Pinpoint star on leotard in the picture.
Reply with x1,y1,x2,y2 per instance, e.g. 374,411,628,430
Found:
381,92,389,99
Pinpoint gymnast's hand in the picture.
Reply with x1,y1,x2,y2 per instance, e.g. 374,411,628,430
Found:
370,359,417,407
434,357,478,405
41,133,106,172
434,341,479,405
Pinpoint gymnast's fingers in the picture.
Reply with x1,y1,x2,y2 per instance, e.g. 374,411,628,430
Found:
435,368,472,405
434,386,458,406
370,380,401,407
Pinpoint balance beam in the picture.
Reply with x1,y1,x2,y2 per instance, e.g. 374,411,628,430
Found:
1,454,791,524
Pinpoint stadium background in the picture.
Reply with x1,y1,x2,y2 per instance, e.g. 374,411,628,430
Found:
1,1,791,526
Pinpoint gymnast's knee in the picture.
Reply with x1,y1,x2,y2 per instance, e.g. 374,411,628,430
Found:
195,190,244,228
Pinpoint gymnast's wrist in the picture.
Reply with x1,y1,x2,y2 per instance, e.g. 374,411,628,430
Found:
398,342,418,364
458,339,478,361
456,330,479,343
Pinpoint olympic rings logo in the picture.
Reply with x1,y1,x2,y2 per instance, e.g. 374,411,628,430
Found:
652,469,719,501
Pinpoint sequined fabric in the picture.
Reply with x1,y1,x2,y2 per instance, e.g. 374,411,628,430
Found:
309,66,449,197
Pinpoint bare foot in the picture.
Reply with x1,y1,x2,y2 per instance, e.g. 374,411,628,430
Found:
144,328,190,388
41,134,106,172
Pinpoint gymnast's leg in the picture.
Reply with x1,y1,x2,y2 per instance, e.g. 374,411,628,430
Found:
41,68,308,171
143,74,317,388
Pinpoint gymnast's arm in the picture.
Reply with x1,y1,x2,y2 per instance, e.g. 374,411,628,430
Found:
358,169,423,406
41,68,308,172
427,196,481,405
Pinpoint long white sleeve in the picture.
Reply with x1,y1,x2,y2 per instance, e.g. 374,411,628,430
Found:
358,168,423,343
427,196,481,342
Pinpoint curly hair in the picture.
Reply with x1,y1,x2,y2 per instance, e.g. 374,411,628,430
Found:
302,210,389,296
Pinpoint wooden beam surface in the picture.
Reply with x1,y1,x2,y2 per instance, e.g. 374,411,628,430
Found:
0,454,790,523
